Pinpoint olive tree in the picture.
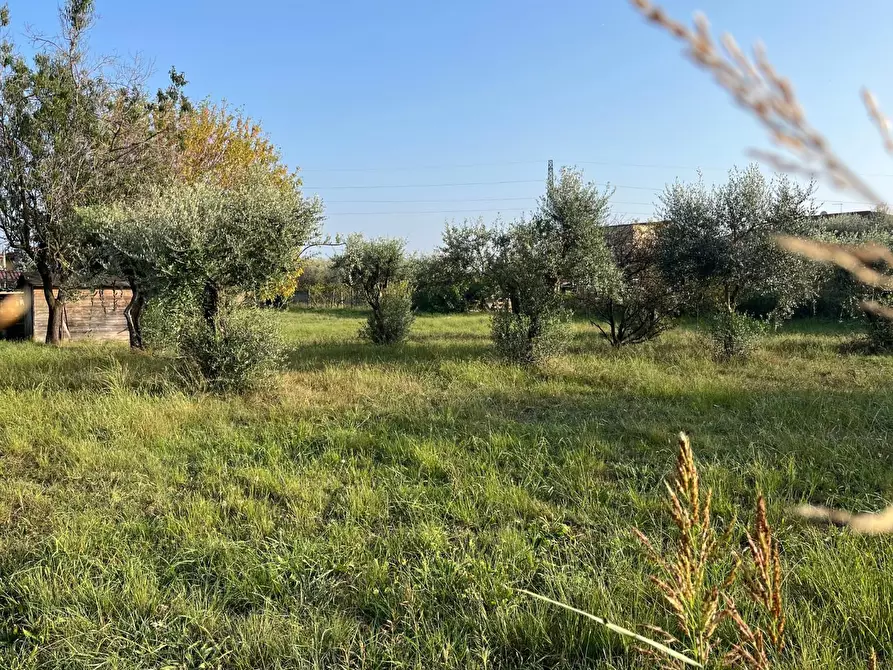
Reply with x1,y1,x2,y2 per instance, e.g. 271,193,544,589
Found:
90,169,321,319
656,164,817,319
582,223,678,346
83,170,322,388
490,167,618,363
332,235,414,344
656,164,817,358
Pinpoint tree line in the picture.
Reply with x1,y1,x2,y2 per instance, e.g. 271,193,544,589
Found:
320,164,893,364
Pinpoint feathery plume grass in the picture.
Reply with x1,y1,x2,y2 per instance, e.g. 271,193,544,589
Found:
742,497,785,653
726,496,785,668
724,599,771,670
634,432,736,667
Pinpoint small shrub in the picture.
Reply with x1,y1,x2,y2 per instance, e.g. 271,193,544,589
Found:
706,311,765,361
178,307,284,392
361,283,415,345
491,308,570,365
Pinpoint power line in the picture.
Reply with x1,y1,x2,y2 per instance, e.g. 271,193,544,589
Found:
305,179,543,190
325,196,536,204
323,196,656,206
325,208,655,216
305,179,658,191
301,158,893,179
301,160,545,173
310,179,878,206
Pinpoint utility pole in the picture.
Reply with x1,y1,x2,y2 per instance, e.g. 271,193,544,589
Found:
547,159,554,190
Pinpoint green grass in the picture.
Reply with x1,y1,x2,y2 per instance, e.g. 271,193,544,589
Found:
1,310,892,668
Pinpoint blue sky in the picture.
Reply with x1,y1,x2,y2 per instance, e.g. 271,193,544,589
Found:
7,1,893,250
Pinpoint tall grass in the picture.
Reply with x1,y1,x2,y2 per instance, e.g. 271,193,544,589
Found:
0,311,890,668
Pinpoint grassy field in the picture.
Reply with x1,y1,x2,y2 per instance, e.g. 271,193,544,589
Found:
1,309,892,669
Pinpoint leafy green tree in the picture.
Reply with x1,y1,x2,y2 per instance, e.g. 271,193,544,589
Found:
83,168,323,354
0,1,187,343
490,167,618,363
439,218,499,310
582,224,678,346
656,164,817,321
806,218,893,351
409,254,456,313
332,236,414,344
410,219,500,313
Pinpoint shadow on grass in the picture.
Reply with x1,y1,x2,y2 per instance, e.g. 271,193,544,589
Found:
285,338,491,371
0,341,176,394
409,330,491,343
259,366,893,512
287,307,369,320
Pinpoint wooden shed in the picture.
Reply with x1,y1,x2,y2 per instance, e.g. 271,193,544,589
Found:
14,275,132,343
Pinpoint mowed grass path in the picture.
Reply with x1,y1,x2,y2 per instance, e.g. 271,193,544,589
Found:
1,310,892,668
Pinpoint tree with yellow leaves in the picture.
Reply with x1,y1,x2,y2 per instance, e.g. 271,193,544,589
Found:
176,102,293,189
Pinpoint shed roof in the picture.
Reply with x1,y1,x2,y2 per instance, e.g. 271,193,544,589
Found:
17,273,129,290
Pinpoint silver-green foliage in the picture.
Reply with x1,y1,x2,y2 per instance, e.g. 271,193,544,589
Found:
583,225,678,346
489,167,618,363
85,169,321,314
106,171,321,302
177,305,284,393
491,308,571,366
333,235,415,344
706,311,766,361
657,164,817,320
361,282,416,345
808,215,893,351
84,170,321,387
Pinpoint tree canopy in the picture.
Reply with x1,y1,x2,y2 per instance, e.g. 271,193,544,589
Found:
175,102,292,189
656,164,817,319
83,168,323,331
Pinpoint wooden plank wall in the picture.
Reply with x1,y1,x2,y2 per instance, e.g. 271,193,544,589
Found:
32,287,131,343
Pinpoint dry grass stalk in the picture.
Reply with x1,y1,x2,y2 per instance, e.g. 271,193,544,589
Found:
517,589,703,668
792,502,893,535
868,648,878,670
863,90,893,156
634,432,736,667
860,300,893,321
735,497,785,657
724,597,771,670
631,0,893,535
774,236,893,291
722,497,786,669
628,0,884,205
